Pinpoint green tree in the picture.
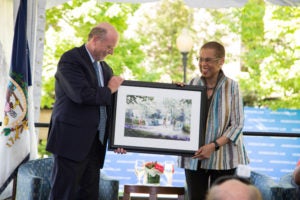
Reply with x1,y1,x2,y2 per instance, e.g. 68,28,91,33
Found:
239,0,271,106
132,0,194,82
209,0,300,109
262,5,300,109
41,0,300,109
41,0,145,108
239,0,300,109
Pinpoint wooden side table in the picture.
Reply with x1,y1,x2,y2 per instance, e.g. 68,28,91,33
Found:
123,184,185,200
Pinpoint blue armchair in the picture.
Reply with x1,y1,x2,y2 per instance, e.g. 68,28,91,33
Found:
15,157,119,200
250,171,300,200
250,171,282,200
278,172,300,200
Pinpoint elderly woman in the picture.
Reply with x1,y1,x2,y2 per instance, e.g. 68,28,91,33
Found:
179,41,249,200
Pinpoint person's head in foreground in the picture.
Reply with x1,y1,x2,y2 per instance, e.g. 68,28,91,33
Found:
206,176,262,200
293,161,300,185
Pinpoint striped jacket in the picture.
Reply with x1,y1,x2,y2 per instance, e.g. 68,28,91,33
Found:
179,71,249,170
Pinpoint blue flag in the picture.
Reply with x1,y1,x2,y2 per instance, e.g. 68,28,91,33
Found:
0,0,37,195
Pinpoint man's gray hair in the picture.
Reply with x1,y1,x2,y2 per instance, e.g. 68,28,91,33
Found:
88,27,107,41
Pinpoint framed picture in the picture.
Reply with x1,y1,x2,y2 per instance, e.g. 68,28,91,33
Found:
109,80,206,155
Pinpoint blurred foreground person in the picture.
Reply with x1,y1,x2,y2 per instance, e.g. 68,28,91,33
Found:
294,160,300,186
206,176,262,200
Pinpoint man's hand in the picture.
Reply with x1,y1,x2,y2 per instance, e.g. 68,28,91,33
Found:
108,76,124,93
114,148,127,154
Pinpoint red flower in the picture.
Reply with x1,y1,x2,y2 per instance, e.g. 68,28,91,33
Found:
145,161,164,175
154,162,164,173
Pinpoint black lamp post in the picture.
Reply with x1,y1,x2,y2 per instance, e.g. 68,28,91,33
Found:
176,28,193,83
180,52,188,83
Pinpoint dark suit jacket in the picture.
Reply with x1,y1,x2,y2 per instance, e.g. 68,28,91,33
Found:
46,44,114,168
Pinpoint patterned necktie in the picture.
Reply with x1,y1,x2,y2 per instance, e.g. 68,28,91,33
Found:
93,61,107,144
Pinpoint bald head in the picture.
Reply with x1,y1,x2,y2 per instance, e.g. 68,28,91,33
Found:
86,22,119,61
88,22,118,41
206,179,262,200
96,22,118,39
293,165,300,185
96,22,118,32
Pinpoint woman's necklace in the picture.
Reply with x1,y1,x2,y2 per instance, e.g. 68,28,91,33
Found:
206,86,215,99
206,86,215,90
206,84,216,99
205,79,216,90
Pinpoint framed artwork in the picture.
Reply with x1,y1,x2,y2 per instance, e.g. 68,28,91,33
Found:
109,80,206,155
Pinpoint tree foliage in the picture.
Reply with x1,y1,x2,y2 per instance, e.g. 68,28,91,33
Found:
41,0,145,108
41,0,300,110
238,0,300,109
206,0,300,109
133,0,192,82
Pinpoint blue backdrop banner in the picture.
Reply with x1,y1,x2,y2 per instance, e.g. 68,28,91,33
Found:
103,107,300,192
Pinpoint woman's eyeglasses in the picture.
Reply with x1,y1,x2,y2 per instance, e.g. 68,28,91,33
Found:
196,57,221,63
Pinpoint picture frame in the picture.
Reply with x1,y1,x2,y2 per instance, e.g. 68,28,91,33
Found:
109,80,206,155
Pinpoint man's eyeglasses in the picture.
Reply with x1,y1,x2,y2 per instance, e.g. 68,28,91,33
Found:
196,57,221,63
106,46,114,53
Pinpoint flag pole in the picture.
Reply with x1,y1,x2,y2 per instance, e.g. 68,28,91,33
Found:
0,0,36,197
12,176,17,200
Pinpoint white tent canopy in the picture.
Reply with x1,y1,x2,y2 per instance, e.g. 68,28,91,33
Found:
105,0,300,6
47,0,248,8
107,0,300,7
47,0,300,9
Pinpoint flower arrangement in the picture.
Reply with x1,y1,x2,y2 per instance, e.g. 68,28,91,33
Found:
144,161,164,184
145,161,164,176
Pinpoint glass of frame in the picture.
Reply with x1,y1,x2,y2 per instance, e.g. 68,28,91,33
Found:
109,80,206,156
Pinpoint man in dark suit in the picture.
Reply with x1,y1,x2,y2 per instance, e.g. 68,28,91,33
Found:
46,22,126,200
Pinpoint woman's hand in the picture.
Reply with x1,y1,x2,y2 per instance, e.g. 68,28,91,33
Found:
192,143,215,160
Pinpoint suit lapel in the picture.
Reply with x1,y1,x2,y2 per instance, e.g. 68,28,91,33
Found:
79,44,99,86
100,61,111,86
78,44,112,87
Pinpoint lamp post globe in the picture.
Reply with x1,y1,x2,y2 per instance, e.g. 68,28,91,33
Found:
176,28,193,83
